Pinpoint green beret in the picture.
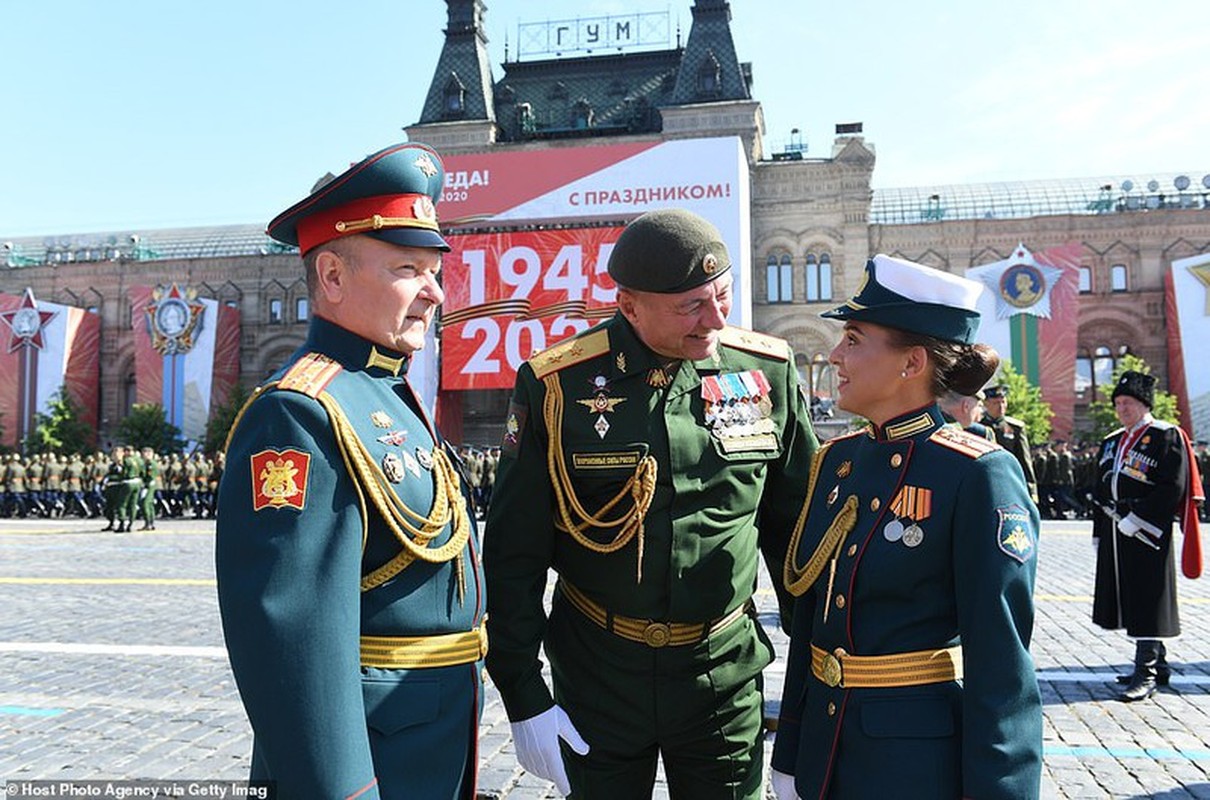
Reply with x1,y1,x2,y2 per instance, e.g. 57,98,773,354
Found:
607,208,731,293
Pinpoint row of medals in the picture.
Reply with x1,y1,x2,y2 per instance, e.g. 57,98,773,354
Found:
371,411,434,484
705,396,776,441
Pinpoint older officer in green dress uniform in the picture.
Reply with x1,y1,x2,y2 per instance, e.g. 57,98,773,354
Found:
771,255,1042,800
484,208,819,799
216,142,485,800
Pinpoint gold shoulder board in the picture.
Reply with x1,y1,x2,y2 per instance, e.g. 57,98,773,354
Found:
278,352,343,398
930,426,1000,459
530,329,610,379
718,326,790,361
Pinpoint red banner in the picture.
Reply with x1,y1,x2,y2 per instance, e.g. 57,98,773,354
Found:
440,227,623,390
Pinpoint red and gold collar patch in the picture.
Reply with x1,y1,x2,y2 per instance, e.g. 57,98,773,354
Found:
251,449,311,511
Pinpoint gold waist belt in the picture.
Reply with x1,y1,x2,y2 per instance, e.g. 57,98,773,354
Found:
360,625,487,669
810,643,963,688
559,579,749,649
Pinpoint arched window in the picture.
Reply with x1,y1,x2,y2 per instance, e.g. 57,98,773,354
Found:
571,98,592,129
806,252,833,302
1074,351,1093,399
1093,346,1116,392
697,52,721,97
1078,266,1092,293
295,297,310,322
443,74,465,118
1110,264,1128,292
766,254,792,303
269,299,283,324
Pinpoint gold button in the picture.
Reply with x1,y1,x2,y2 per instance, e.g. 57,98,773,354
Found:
835,594,846,609
847,544,857,557
870,497,881,512
891,454,903,468
827,702,836,716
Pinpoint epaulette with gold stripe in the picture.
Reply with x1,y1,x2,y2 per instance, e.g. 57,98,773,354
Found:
277,352,343,398
930,425,1000,459
530,329,610,379
719,326,790,361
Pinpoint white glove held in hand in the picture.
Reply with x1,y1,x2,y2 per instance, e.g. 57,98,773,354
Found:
771,769,800,800
511,705,590,796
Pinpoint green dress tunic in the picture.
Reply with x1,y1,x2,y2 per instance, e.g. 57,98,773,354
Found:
485,312,818,799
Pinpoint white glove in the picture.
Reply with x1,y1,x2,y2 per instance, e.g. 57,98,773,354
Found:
510,705,590,796
771,768,801,800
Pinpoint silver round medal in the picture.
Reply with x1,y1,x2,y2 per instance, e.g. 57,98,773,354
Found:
381,452,405,484
883,519,904,542
415,447,433,470
902,523,924,548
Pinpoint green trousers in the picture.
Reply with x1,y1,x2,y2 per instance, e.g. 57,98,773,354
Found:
546,591,770,800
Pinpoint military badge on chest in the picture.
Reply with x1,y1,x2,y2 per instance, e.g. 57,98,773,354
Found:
576,375,627,440
701,371,777,453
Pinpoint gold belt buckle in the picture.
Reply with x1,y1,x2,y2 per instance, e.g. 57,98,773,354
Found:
642,622,672,648
821,648,845,687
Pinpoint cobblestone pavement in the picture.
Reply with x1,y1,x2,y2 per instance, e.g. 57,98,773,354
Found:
1,517,1208,798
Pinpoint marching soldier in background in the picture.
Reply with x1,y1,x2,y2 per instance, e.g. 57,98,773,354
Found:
216,142,484,799
485,208,819,799
25,454,47,517
101,447,123,531
65,453,89,518
1092,371,1204,702
139,446,160,530
1051,440,1084,519
471,442,491,510
460,445,483,518
982,384,1039,503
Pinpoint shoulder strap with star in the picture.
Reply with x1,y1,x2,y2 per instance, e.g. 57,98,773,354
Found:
930,425,1001,459
718,326,790,361
530,328,611,379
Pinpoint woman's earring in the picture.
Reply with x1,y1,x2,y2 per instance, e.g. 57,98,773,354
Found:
900,370,908,378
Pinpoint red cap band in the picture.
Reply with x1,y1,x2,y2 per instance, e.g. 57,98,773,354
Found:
296,193,439,254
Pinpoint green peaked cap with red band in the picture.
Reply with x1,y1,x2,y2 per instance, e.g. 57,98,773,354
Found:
267,142,450,255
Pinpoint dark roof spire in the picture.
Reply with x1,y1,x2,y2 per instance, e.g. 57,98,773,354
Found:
418,0,495,124
671,0,750,104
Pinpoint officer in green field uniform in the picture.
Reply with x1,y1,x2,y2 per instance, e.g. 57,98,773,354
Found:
981,383,1039,502
139,447,160,530
216,142,485,800
771,255,1042,800
117,446,144,532
484,208,819,799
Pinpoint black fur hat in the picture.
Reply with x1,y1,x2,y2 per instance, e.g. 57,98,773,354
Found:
1111,370,1156,408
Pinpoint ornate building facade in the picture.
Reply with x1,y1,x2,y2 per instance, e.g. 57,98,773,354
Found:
3,0,1207,447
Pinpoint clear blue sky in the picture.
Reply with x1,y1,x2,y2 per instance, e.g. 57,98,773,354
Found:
2,0,1207,238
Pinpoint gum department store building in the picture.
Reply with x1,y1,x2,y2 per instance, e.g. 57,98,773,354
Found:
3,0,1208,447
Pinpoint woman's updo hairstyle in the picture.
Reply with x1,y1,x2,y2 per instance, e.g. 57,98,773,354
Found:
885,330,1000,398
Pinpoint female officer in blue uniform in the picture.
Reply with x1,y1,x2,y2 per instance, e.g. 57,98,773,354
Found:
770,254,1043,799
